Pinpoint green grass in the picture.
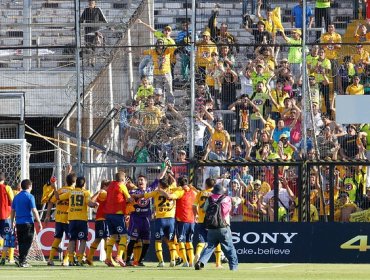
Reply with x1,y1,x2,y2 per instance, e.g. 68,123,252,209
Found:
0,262,370,280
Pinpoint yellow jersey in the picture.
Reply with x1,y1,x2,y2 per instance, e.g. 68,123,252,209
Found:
196,41,217,67
143,48,173,75
346,84,364,95
144,188,182,219
320,32,341,60
50,186,74,223
209,129,231,152
59,188,91,221
194,188,213,223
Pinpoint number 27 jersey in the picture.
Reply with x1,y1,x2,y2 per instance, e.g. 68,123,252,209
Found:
144,189,181,219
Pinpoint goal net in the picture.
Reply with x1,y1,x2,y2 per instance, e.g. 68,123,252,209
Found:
0,139,30,188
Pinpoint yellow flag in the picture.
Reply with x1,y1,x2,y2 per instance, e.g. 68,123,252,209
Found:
271,7,284,32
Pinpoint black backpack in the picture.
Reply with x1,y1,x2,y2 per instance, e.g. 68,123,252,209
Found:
204,195,227,229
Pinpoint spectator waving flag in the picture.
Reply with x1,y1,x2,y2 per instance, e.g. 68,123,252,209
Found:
271,7,284,32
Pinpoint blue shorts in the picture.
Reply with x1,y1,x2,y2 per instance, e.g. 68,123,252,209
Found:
54,222,69,239
0,219,11,238
154,218,175,241
105,214,127,235
68,220,88,241
95,220,109,238
128,215,151,241
195,223,208,243
176,221,195,243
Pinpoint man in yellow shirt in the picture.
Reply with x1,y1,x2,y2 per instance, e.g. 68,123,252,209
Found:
196,31,217,84
55,176,97,266
346,75,364,95
45,173,76,266
143,39,175,104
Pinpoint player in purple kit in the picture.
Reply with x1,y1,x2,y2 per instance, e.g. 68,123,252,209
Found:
125,175,156,266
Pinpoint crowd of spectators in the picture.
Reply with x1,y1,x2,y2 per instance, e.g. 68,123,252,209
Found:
118,1,370,222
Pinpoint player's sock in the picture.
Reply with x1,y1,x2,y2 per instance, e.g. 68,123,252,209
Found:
87,240,99,261
215,244,222,266
139,242,150,263
77,253,83,263
8,248,14,262
117,235,127,260
68,252,74,263
195,242,205,256
106,237,115,261
178,242,187,263
1,249,6,260
63,251,69,264
185,242,194,265
133,241,142,262
168,241,177,262
155,241,163,263
126,240,136,262
49,238,61,261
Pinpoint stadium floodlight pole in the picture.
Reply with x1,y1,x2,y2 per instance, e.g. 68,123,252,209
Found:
189,0,196,159
75,0,83,176
23,0,31,70
302,0,308,158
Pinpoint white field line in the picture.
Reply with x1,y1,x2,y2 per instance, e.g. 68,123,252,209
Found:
253,264,294,270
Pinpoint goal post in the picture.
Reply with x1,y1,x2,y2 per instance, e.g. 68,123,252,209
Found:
0,139,30,187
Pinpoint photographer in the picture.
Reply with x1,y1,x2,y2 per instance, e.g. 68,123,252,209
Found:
228,94,259,146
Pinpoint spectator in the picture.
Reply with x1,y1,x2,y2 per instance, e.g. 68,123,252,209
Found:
345,75,364,95
354,23,370,43
136,20,177,79
175,20,193,82
291,0,314,29
194,184,238,271
353,44,370,75
337,56,355,95
256,1,277,41
239,67,254,98
280,29,303,82
251,63,270,90
245,20,273,45
338,125,361,159
263,177,293,212
272,133,298,160
308,75,321,105
272,119,293,143
320,24,342,92
135,75,154,109
334,192,359,222
140,95,164,132
228,94,259,146
314,0,331,40
196,31,218,84
242,0,258,19
203,118,232,159
307,45,319,73
311,48,331,116
139,55,154,84
269,79,290,121
10,179,42,268
206,51,225,109
171,150,188,179
220,67,238,110
316,125,339,159
143,39,175,104
79,0,107,66
242,191,262,221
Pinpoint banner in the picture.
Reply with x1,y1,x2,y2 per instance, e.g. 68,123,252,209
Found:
35,222,370,263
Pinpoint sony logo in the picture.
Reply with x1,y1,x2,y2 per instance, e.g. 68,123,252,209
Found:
232,232,298,244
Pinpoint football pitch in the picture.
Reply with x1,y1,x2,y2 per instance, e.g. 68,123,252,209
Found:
0,262,369,280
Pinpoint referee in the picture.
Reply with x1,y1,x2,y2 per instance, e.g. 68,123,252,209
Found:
10,179,43,268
